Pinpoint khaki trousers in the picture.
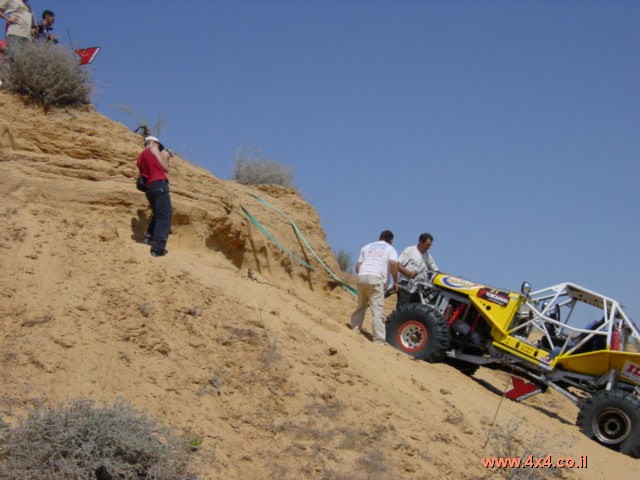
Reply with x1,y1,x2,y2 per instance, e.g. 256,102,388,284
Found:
351,274,386,344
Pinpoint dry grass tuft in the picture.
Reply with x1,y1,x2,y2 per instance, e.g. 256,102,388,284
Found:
1,41,92,108
0,399,197,479
232,146,294,187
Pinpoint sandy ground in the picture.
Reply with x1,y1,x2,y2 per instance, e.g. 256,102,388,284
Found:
0,90,638,479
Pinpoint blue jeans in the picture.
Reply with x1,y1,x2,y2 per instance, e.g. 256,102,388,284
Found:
144,180,172,253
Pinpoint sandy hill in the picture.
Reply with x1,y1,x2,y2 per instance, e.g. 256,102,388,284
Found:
0,90,637,479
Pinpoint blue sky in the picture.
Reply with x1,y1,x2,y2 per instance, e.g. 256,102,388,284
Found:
36,1,638,318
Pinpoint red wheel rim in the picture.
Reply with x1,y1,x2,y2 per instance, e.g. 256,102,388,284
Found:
397,320,427,352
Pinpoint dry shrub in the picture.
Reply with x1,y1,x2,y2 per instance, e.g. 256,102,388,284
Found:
484,420,564,480
336,249,354,273
0,41,92,108
233,146,294,187
0,399,197,479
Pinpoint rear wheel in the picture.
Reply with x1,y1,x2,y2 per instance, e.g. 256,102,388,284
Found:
577,389,640,457
386,304,450,361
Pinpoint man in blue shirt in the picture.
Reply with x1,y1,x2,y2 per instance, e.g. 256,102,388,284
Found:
35,9,56,43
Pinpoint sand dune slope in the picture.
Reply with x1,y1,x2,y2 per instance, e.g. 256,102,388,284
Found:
0,91,637,479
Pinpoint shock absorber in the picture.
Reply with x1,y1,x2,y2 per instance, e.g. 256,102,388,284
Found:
611,320,621,351
447,303,466,327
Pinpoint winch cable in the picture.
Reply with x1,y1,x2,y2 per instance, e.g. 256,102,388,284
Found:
483,367,517,448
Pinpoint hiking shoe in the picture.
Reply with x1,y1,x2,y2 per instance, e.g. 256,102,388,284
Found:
351,325,361,334
142,234,152,245
150,249,168,257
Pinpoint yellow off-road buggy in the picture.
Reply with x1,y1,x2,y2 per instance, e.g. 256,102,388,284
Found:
386,271,640,456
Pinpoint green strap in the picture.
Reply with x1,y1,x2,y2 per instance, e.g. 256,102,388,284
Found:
241,205,315,270
244,194,357,296
247,193,287,217
290,221,358,295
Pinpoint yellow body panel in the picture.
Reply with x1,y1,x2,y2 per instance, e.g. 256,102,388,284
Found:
432,274,526,333
492,336,551,365
432,274,640,386
556,351,640,384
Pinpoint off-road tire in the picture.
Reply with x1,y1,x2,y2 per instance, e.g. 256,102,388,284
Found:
386,303,451,361
577,389,640,457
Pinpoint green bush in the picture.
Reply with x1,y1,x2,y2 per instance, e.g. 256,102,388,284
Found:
0,41,92,108
0,399,197,479
233,146,294,187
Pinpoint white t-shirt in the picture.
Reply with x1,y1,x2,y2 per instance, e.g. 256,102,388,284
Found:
0,0,35,39
356,240,398,284
398,245,439,282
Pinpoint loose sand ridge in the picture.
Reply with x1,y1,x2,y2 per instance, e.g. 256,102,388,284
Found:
0,90,636,479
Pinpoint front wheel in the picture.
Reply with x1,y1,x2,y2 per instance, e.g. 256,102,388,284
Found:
386,304,450,362
577,389,640,457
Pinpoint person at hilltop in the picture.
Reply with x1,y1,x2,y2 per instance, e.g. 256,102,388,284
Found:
137,136,174,257
350,230,400,346
0,0,35,57
33,9,57,43
396,232,439,308
0,24,7,56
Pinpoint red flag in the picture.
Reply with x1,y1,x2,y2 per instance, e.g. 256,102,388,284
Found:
505,376,542,402
75,46,100,65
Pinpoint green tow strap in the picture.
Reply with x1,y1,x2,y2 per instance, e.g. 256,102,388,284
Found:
240,205,314,270
242,194,357,296
289,221,358,295
247,193,287,217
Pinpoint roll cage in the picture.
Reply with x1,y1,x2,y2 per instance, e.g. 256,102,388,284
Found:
510,282,640,357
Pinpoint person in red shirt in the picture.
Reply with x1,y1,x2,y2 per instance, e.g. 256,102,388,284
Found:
137,136,173,257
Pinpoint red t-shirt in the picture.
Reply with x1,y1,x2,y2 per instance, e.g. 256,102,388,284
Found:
136,147,168,184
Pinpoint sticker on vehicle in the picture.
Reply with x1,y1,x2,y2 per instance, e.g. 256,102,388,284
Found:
477,287,510,307
441,276,478,290
620,360,640,384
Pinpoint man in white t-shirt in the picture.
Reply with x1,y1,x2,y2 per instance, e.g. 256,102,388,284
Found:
396,233,439,308
350,230,399,345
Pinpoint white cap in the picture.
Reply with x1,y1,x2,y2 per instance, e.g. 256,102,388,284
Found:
144,136,165,150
